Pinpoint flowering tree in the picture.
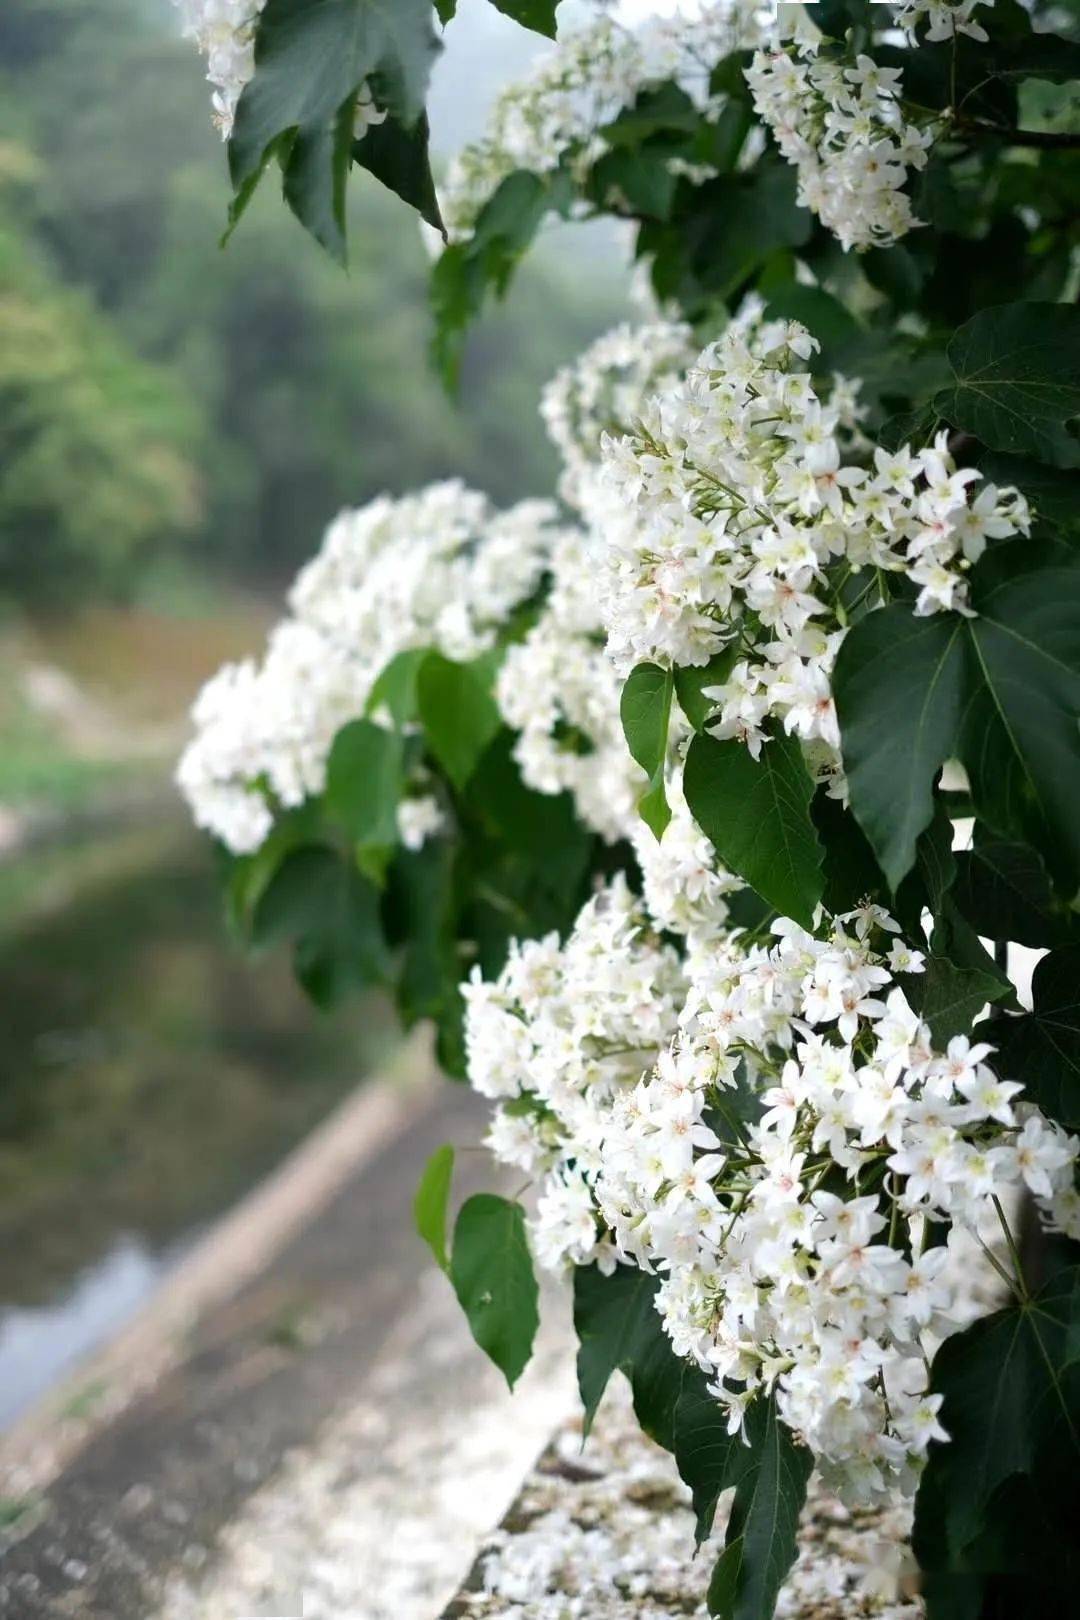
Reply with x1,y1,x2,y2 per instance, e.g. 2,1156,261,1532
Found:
176,1,1080,1614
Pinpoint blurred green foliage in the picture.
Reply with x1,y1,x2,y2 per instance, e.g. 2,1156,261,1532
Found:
0,0,625,601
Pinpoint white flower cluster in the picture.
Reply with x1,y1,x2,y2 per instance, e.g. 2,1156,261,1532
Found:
496,531,644,844
174,0,385,140
173,0,262,137
541,321,696,516
178,483,562,852
631,765,743,946
892,0,994,43
745,46,936,252
466,888,1080,1507
440,3,768,241
597,314,1028,770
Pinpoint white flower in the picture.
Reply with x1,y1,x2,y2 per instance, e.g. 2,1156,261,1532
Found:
397,795,445,851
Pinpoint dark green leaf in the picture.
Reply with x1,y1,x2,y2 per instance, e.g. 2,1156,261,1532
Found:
953,841,1076,948
450,1193,539,1388
485,0,560,37
983,947,1080,1131
686,161,812,303
837,544,1080,894
703,1061,765,1152
573,1263,687,1451
673,1376,747,1546
833,608,966,890
417,652,501,791
961,541,1080,888
933,303,1080,465
325,717,404,852
706,1392,812,1620
683,730,824,929
913,1268,1080,1575
388,836,462,1036
590,146,679,221
354,110,443,234
621,662,673,839
434,0,456,21
229,0,440,249
252,844,389,1007
414,1143,454,1272
878,402,940,453
813,794,889,915
281,89,357,261
902,954,1009,1045
222,800,324,937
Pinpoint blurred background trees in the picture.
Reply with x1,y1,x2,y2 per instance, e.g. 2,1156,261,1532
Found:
0,0,625,605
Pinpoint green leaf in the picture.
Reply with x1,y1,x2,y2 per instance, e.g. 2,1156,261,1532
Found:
573,1263,687,1451
683,730,824,929
228,0,440,249
603,82,702,145
324,718,404,852
674,648,738,732
703,1061,764,1152
222,800,325,936
414,1143,454,1272
983,947,1080,1131
252,844,389,1007
366,647,428,727
434,0,456,21
621,662,673,839
590,146,679,221
450,1193,539,1388
387,835,462,1033
417,652,501,792
673,1376,747,1546
961,541,1080,891
689,161,812,302
485,0,560,38
706,1392,812,1620
282,88,357,261
837,544,1080,893
902,954,1009,1045
933,302,1080,465
913,1268,1080,1576
431,169,570,387
354,110,444,234
833,608,966,891
953,841,1076,949
813,794,889,915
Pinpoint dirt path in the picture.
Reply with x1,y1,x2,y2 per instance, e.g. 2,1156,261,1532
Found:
0,1067,570,1620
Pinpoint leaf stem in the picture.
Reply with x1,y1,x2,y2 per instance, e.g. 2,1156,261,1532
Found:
992,1194,1029,1302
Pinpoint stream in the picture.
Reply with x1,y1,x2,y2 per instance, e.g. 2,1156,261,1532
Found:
0,813,395,1428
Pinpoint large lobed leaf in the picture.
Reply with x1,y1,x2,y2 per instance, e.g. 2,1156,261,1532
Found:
934,303,1080,466
981,946,1080,1132
914,1267,1080,1587
835,540,1080,893
228,0,440,257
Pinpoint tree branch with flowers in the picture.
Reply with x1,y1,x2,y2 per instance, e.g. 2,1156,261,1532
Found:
173,0,1080,1614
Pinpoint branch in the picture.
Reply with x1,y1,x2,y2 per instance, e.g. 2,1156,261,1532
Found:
956,115,1080,150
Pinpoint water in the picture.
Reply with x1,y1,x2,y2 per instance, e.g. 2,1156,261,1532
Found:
0,815,395,1426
